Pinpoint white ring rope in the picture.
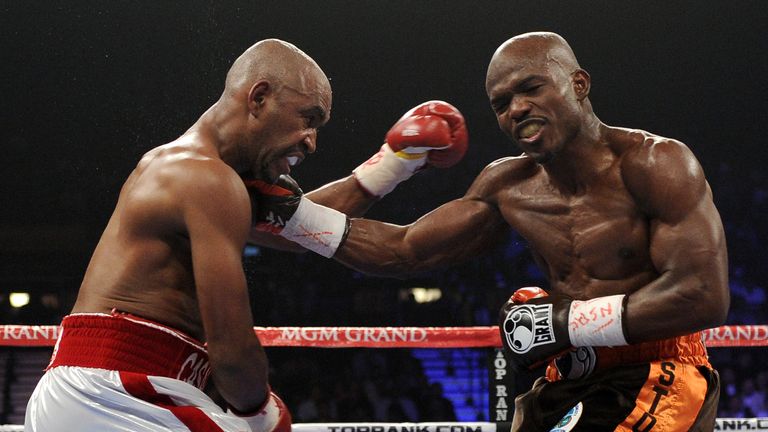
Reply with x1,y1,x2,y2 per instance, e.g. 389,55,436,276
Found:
2,419,768,432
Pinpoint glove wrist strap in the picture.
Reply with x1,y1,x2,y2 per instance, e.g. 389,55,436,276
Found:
228,391,283,432
352,144,426,197
568,294,628,347
280,197,348,258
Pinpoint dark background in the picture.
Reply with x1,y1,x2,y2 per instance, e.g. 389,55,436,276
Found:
1,1,767,312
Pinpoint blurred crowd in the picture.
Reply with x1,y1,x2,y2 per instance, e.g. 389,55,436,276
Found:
267,348,458,423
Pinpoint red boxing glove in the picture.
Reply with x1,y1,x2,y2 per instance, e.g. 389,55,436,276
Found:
386,100,468,169
230,391,292,432
510,286,549,304
353,100,469,197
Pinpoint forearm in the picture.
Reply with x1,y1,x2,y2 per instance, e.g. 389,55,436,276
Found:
209,337,269,412
626,214,730,342
333,219,423,278
305,176,378,218
624,268,729,343
333,203,505,277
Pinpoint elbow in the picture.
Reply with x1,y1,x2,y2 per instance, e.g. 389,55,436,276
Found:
380,245,438,279
353,255,422,280
707,284,730,327
684,281,730,330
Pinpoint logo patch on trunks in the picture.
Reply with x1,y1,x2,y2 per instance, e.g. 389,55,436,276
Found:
550,402,583,432
502,304,555,354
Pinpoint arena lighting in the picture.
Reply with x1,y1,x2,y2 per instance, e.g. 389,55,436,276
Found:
9,292,30,308
243,245,261,257
410,287,442,303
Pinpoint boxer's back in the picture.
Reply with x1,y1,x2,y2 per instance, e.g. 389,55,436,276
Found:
72,141,211,338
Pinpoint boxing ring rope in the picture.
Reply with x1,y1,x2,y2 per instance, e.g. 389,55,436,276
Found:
2,324,767,348
1,325,767,431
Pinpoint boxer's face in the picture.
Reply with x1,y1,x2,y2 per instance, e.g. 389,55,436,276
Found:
486,49,583,164
253,74,331,183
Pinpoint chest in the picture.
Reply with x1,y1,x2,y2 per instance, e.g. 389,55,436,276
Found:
499,176,652,282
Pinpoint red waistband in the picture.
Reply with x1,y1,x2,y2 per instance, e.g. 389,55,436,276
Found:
49,312,211,390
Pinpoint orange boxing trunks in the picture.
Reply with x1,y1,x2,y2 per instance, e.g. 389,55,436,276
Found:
512,333,720,431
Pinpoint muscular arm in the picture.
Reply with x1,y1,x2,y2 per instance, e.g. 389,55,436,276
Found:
249,99,469,252
333,165,511,277
183,162,269,412
305,175,379,216
622,139,729,342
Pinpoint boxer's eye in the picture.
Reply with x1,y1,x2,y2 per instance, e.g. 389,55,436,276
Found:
522,85,542,95
491,98,509,114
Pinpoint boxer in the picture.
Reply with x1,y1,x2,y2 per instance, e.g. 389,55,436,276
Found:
24,36,467,431
254,32,727,431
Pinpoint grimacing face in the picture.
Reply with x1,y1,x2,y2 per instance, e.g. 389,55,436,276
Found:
254,80,331,183
487,53,584,164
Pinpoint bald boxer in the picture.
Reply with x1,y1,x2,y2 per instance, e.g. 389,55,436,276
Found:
24,38,467,432
255,32,728,431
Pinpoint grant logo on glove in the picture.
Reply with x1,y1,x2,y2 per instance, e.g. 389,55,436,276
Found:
502,303,556,354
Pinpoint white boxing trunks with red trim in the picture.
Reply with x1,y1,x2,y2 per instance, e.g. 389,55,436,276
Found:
24,311,255,432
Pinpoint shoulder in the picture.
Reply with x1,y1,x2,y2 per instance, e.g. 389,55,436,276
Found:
466,154,540,202
467,154,539,200
143,144,250,220
617,129,707,221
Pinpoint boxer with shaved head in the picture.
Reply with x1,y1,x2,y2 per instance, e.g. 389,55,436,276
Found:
257,32,728,431
25,38,467,432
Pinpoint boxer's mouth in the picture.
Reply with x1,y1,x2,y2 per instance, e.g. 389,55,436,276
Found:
285,153,304,167
514,118,546,142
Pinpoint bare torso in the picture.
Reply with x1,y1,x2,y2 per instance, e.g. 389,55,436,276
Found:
72,140,221,339
494,128,658,299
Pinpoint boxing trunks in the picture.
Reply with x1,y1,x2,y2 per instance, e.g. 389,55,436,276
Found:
511,333,720,432
25,311,259,432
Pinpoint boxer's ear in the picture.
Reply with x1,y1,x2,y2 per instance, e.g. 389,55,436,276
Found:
571,69,591,101
248,81,271,117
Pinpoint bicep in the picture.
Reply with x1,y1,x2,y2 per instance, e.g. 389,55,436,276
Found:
627,142,728,287
648,187,728,293
406,198,510,266
623,142,730,337
626,191,730,339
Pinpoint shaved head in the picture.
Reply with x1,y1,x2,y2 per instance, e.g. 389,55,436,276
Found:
484,32,595,164
486,32,581,94
224,39,331,99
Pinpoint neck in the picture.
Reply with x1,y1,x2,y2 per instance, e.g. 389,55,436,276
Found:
185,98,248,173
541,114,610,194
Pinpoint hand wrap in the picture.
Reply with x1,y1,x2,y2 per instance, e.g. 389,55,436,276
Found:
246,175,349,258
499,287,628,376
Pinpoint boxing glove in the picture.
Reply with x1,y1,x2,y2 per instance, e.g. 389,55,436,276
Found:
353,100,468,197
229,391,292,432
499,287,628,374
244,175,304,234
245,175,349,258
